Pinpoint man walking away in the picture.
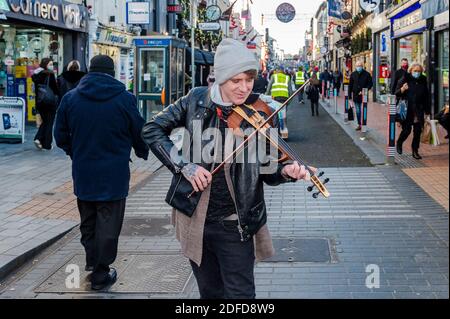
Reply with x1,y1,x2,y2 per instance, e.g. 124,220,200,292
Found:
54,55,149,291
349,60,373,130
306,73,321,116
332,70,343,97
390,58,409,95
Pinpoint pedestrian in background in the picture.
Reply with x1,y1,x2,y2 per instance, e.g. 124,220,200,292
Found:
395,63,430,159
349,60,373,131
332,69,343,96
57,60,86,99
319,67,331,99
253,70,268,94
390,58,409,95
54,55,149,291
294,66,307,103
306,73,321,116
32,58,59,150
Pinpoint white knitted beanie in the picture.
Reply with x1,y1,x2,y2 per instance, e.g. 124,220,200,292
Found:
214,38,259,85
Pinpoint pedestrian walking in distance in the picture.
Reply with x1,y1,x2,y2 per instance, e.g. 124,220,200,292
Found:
142,38,312,299
391,58,409,95
57,60,86,100
54,55,149,291
32,58,59,150
306,73,321,116
348,60,373,131
395,63,430,160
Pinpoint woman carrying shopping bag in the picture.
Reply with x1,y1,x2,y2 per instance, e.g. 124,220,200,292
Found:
395,63,430,159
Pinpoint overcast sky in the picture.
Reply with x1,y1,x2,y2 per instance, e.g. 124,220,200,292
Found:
238,0,324,55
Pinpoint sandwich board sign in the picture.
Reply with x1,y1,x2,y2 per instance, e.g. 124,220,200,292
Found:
0,97,26,143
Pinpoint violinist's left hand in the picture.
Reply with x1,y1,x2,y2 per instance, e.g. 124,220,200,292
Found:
282,162,317,181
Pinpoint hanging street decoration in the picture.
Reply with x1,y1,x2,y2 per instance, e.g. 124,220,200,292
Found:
275,2,296,23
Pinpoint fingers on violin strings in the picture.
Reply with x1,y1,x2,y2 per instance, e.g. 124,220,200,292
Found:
299,165,307,180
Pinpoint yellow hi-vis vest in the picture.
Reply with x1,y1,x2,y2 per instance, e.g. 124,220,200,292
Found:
271,73,290,98
295,71,305,85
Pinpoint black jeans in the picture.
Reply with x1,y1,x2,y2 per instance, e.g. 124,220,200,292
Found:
190,220,255,299
34,107,56,150
77,198,126,285
397,122,422,152
310,101,319,115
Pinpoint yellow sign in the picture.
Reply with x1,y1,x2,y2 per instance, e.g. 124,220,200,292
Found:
27,78,36,122
15,66,27,78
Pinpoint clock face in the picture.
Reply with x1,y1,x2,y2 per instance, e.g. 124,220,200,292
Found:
206,5,221,21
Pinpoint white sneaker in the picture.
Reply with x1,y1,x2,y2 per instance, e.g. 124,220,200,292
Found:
34,140,43,149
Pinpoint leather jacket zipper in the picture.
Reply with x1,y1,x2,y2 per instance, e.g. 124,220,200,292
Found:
158,144,181,174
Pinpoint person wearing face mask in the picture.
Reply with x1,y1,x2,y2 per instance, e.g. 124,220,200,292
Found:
348,60,373,130
32,58,59,150
391,58,409,95
142,38,312,299
395,63,430,159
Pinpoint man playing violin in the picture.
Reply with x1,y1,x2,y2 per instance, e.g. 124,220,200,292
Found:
142,38,313,299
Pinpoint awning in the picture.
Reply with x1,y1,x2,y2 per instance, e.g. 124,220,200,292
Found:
421,0,449,20
186,47,215,65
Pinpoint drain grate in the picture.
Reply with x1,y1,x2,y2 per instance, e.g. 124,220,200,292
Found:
35,253,192,294
121,217,173,237
264,238,338,263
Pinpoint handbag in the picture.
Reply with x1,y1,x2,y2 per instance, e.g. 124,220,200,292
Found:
36,75,58,108
396,99,408,123
421,119,432,144
348,106,354,121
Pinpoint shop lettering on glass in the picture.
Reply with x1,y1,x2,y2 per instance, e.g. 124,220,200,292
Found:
8,0,59,21
393,10,422,32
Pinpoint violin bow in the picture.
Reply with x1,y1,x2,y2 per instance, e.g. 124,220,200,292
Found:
188,79,329,199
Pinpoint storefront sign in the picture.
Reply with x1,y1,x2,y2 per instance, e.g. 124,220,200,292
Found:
167,4,183,14
126,2,150,24
391,2,426,38
198,22,221,31
0,97,25,143
134,38,171,47
96,28,133,48
4,0,88,32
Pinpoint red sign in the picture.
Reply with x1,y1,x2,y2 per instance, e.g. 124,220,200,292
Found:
167,5,183,13
247,42,256,49
379,65,390,79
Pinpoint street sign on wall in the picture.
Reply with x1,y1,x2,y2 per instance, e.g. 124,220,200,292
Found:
126,2,150,24
198,22,221,31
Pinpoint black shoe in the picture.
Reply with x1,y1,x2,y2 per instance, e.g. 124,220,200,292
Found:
85,265,94,272
412,151,422,160
396,144,403,155
355,125,361,131
312,113,315,116
91,268,117,291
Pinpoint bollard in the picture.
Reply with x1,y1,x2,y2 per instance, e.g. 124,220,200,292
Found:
334,88,338,114
361,88,368,133
387,94,397,164
322,81,325,101
328,81,332,103
344,84,349,123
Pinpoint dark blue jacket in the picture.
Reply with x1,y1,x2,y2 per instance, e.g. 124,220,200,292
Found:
54,72,149,201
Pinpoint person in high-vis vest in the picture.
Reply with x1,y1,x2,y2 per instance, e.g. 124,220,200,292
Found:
265,69,293,139
265,69,292,104
295,67,306,103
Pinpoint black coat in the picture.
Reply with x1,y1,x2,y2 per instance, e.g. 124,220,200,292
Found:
31,69,59,111
253,75,268,94
306,83,320,103
348,70,373,103
57,70,86,99
395,73,430,125
390,68,408,95
141,87,292,239
54,72,149,201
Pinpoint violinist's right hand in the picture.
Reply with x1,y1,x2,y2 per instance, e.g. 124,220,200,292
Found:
181,163,212,192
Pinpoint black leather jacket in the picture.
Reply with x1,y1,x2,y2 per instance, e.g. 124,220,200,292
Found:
141,87,293,239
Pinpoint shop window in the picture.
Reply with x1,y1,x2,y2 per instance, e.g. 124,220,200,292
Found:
438,31,449,110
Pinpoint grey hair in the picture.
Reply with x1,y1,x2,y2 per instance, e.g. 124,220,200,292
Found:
409,62,424,73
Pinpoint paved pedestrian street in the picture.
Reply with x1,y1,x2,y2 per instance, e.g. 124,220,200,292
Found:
0,101,447,299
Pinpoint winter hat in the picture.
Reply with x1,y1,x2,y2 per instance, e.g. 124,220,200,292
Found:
89,55,115,77
214,38,259,85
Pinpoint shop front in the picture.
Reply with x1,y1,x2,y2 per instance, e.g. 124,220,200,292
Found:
421,0,449,115
373,29,392,103
92,26,134,90
389,1,428,72
0,0,88,123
